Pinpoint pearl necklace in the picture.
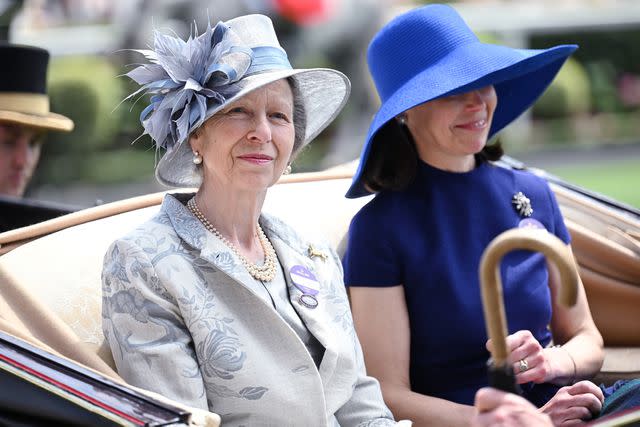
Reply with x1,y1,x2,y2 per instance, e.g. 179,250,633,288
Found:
187,197,277,282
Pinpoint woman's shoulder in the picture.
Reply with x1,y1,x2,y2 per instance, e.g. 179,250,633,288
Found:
492,163,553,195
260,211,327,251
260,211,297,238
108,196,181,249
493,162,548,184
354,190,405,220
264,210,346,260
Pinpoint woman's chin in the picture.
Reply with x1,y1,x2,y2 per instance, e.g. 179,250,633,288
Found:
468,139,488,155
231,172,279,192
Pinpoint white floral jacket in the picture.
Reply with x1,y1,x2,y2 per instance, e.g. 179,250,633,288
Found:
102,194,396,427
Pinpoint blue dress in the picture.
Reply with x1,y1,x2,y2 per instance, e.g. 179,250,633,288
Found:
343,160,570,406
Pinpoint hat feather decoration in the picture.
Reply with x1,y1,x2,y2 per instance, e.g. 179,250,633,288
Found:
121,13,350,188
125,22,253,151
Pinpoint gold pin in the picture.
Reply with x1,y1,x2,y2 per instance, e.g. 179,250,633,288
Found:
308,245,328,262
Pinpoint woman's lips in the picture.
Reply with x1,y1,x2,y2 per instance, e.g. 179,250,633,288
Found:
456,119,488,131
238,153,274,165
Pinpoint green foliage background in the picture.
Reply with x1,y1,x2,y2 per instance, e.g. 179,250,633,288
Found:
32,55,155,187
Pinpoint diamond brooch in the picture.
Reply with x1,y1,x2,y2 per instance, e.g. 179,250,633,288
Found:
512,192,533,217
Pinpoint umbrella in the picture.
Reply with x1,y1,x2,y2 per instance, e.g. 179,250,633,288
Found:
479,228,579,393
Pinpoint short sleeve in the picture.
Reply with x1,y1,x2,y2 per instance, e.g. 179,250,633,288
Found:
342,204,402,287
544,182,571,244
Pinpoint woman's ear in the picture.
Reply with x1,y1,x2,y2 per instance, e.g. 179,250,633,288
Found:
189,129,202,152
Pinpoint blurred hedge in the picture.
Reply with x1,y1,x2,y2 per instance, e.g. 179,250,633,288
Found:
533,57,591,119
531,28,640,115
33,55,155,187
48,56,124,149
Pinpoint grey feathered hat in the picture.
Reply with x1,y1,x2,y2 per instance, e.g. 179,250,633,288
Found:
127,14,351,187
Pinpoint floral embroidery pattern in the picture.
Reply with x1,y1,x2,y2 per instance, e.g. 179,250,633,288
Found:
102,211,269,402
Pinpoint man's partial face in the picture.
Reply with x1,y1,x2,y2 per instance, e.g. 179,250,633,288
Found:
0,123,44,197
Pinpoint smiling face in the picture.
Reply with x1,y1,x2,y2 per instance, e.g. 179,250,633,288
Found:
189,79,296,194
403,85,497,171
0,123,44,197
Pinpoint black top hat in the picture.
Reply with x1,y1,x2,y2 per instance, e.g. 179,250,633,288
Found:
0,43,73,132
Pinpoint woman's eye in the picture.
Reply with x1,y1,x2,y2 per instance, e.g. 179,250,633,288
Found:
227,107,247,115
271,112,290,121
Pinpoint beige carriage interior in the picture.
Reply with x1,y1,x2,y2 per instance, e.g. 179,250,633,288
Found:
0,164,639,421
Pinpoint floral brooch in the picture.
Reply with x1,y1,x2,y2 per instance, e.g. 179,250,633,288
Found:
512,192,533,217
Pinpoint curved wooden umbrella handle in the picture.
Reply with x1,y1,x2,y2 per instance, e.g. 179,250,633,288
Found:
479,228,580,368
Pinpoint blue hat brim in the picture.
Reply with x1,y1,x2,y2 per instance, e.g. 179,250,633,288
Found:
346,42,577,198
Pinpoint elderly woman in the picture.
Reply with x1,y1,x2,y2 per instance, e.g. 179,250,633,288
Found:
102,14,398,426
342,4,610,426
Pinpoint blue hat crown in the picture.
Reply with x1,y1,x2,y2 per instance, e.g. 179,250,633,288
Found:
369,5,478,103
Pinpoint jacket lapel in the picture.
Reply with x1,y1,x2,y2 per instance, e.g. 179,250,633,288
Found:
159,196,331,423
260,214,343,384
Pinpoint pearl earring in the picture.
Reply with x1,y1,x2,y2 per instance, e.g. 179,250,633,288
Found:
192,151,203,165
283,164,292,175
397,115,407,125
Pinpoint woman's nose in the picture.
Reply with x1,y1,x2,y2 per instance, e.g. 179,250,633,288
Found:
463,90,485,110
247,114,272,143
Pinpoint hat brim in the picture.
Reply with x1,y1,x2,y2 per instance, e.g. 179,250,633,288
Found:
346,42,577,198
155,67,350,188
0,110,74,132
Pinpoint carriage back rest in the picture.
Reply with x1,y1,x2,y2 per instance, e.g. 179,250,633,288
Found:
0,177,370,371
551,183,640,347
0,205,161,370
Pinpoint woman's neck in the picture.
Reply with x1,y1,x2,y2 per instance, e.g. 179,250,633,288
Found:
194,183,267,256
419,151,476,173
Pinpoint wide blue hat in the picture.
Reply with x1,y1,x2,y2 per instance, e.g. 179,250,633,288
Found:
346,4,577,198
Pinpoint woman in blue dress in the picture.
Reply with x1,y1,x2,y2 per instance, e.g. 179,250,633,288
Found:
342,4,607,426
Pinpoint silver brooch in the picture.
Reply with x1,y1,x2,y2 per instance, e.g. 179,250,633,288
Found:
512,192,533,217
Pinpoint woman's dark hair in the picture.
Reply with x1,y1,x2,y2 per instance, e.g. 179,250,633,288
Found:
475,140,504,163
361,121,418,193
361,120,503,193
